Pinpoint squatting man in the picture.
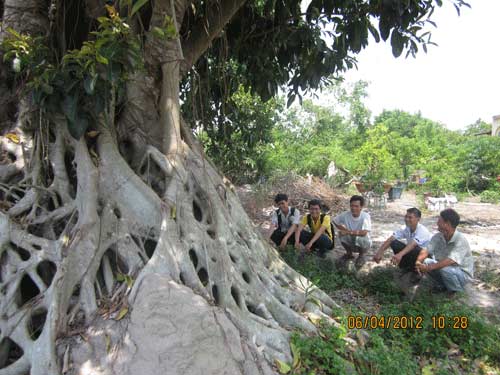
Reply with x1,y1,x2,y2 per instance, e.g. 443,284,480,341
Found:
415,208,474,293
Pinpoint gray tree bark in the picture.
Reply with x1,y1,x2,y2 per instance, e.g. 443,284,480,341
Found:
0,1,347,374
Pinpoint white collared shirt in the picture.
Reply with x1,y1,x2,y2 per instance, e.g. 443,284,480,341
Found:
393,223,431,247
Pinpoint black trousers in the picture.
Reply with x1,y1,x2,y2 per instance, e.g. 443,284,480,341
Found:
271,229,295,246
391,239,422,272
298,230,333,254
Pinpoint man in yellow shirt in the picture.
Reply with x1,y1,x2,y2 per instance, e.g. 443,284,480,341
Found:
294,199,333,258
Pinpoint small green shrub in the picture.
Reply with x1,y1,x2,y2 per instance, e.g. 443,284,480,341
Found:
480,190,500,204
291,322,350,374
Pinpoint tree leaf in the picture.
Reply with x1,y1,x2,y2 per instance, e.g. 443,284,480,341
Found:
379,17,391,41
131,0,150,16
421,364,436,375
105,334,111,353
275,359,291,374
368,23,380,43
116,306,129,320
5,133,20,144
290,342,300,368
41,83,54,95
62,94,78,123
96,53,109,65
67,115,89,140
390,30,404,58
84,75,97,95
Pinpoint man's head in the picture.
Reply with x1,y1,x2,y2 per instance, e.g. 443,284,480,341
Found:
404,207,422,230
274,193,289,211
437,208,460,239
349,195,364,217
308,199,322,219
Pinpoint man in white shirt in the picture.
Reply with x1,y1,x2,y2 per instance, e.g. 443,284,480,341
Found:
270,193,301,250
334,195,372,268
373,207,431,272
416,208,474,293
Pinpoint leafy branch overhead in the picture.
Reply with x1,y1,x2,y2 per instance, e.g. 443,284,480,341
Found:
182,0,470,174
1,1,176,139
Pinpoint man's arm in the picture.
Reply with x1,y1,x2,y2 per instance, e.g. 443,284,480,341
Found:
373,235,395,263
282,224,297,243
269,211,278,239
416,257,456,273
305,225,326,251
295,223,304,248
332,220,348,232
416,248,429,262
348,229,369,236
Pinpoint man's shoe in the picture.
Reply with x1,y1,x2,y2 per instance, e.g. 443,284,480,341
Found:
355,254,366,269
340,252,355,261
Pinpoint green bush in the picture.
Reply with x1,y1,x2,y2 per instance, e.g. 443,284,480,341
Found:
480,190,500,204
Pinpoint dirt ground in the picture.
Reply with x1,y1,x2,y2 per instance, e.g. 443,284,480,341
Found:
237,184,500,318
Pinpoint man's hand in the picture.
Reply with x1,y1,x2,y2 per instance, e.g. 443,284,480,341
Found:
279,238,288,250
338,229,350,236
294,242,302,250
415,261,428,274
391,253,403,265
372,251,383,263
305,242,313,252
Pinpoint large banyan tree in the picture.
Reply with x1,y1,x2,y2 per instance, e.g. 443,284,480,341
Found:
0,0,468,374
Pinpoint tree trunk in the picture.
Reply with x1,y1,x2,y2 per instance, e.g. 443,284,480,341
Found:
0,1,342,375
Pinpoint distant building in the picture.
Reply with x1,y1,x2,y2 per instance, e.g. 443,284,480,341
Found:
493,115,500,136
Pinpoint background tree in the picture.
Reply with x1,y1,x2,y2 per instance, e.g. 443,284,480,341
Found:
0,0,470,374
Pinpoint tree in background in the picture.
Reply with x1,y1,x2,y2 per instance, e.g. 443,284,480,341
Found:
0,0,470,373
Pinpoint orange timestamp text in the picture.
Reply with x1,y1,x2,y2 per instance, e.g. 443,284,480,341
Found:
347,315,469,330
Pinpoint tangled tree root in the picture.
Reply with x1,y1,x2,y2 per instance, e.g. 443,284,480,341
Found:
0,125,341,375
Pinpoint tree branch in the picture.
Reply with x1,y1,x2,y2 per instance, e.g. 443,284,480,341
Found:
180,0,247,76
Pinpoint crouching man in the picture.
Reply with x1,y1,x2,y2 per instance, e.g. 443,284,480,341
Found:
295,199,334,258
416,208,474,293
270,193,301,250
373,207,431,273
334,195,372,268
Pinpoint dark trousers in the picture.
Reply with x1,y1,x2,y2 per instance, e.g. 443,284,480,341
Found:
298,230,333,254
271,229,295,247
390,239,422,272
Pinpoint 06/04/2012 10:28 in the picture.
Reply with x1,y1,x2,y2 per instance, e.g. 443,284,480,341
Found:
347,315,469,330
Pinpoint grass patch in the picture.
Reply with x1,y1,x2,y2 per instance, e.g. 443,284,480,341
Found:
477,268,500,289
281,248,500,374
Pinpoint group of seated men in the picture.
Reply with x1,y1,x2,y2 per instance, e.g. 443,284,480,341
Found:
269,193,474,294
